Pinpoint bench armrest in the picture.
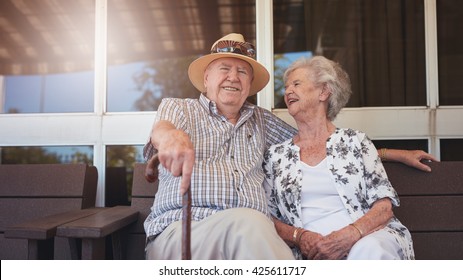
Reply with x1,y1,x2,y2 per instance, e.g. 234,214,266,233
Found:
56,206,138,239
55,206,138,259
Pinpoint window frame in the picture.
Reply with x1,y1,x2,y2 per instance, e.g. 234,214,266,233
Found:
1,0,462,206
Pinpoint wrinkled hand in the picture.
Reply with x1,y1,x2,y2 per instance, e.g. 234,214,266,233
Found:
399,150,438,173
306,227,358,260
299,231,323,259
157,129,195,195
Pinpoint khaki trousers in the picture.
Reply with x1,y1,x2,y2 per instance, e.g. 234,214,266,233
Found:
145,208,294,260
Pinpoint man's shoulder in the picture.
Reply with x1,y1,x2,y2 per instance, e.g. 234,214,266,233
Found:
250,105,285,123
160,97,200,107
161,97,198,103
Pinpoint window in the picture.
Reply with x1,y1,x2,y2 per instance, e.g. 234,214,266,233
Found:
0,0,95,114
106,0,257,112
437,0,463,105
1,146,93,164
273,0,426,109
105,145,144,206
440,139,463,161
1,1,462,207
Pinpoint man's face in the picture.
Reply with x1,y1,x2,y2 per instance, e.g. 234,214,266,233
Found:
203,57,253,111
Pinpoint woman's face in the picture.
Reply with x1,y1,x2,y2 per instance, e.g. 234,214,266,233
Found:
284,68,324,119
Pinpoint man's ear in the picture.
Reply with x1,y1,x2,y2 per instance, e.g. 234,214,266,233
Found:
203,71,209,91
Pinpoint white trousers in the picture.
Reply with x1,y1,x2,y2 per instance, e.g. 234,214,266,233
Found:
347,229,403,260
145,208,295,260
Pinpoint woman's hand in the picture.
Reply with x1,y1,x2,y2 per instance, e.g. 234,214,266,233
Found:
298,231,323,259
306,226,360,260
382,149,438,172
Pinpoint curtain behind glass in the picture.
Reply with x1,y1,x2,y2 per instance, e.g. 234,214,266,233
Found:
437,0,463,105
273,0,426,108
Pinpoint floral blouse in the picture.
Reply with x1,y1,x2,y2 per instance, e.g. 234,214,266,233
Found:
262,128,415,259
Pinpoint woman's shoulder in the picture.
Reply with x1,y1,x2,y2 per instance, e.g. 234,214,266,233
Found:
265,138,295,160
332,127,368,141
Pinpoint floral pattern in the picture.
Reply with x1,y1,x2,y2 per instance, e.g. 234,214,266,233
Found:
263,128,415,259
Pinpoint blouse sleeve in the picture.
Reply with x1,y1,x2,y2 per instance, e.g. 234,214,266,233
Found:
262,148,283,219
360,134,400,207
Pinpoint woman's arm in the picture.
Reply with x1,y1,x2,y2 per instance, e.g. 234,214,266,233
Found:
378,148,438,172
272,217,322,256
347,197,393,237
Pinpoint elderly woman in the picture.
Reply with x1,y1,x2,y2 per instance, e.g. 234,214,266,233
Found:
263,56,415,260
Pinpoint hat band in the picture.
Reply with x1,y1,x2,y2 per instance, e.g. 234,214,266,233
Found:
210,40,256,59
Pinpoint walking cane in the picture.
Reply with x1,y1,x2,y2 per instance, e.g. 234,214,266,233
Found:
182,186,192,260
145,154,192,260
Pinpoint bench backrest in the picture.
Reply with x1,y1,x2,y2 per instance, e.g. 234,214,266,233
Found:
383,161,463,260
0,163,98,259
125,163,158,259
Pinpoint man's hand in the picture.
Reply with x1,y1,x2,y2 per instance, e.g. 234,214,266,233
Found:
152,121,195,195
144,154,160,183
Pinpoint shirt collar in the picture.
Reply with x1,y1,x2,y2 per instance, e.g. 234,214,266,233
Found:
199,93,256,120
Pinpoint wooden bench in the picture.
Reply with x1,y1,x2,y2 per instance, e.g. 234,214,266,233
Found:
0,163,98,259
102,161,463,260
49,163,157,259
383,161,463,260
50,161,462,260
123,162,158,259
109,161,463,260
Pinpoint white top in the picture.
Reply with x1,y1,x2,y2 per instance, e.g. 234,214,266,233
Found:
300,158,352,235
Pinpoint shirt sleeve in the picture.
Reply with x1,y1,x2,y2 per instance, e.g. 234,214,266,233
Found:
143,98,188,160
263,110,297,148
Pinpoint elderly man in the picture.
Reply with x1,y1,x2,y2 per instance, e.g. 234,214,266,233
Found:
143,33,297,259
143,33,437,260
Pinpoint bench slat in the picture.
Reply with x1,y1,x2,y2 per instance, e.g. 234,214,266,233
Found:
412,232,463,260
0,164,91,196
0,198,84,231
395,196,463,231
4,208,103,240
385,162,463,195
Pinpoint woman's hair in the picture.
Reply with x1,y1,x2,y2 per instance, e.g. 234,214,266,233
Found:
283,55,352,121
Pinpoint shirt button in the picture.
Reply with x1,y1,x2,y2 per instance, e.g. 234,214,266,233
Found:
231,155,234,159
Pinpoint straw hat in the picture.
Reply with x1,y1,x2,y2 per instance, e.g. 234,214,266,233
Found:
188,33,270,96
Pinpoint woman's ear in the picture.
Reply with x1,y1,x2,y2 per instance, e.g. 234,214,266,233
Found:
319,84,331,101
